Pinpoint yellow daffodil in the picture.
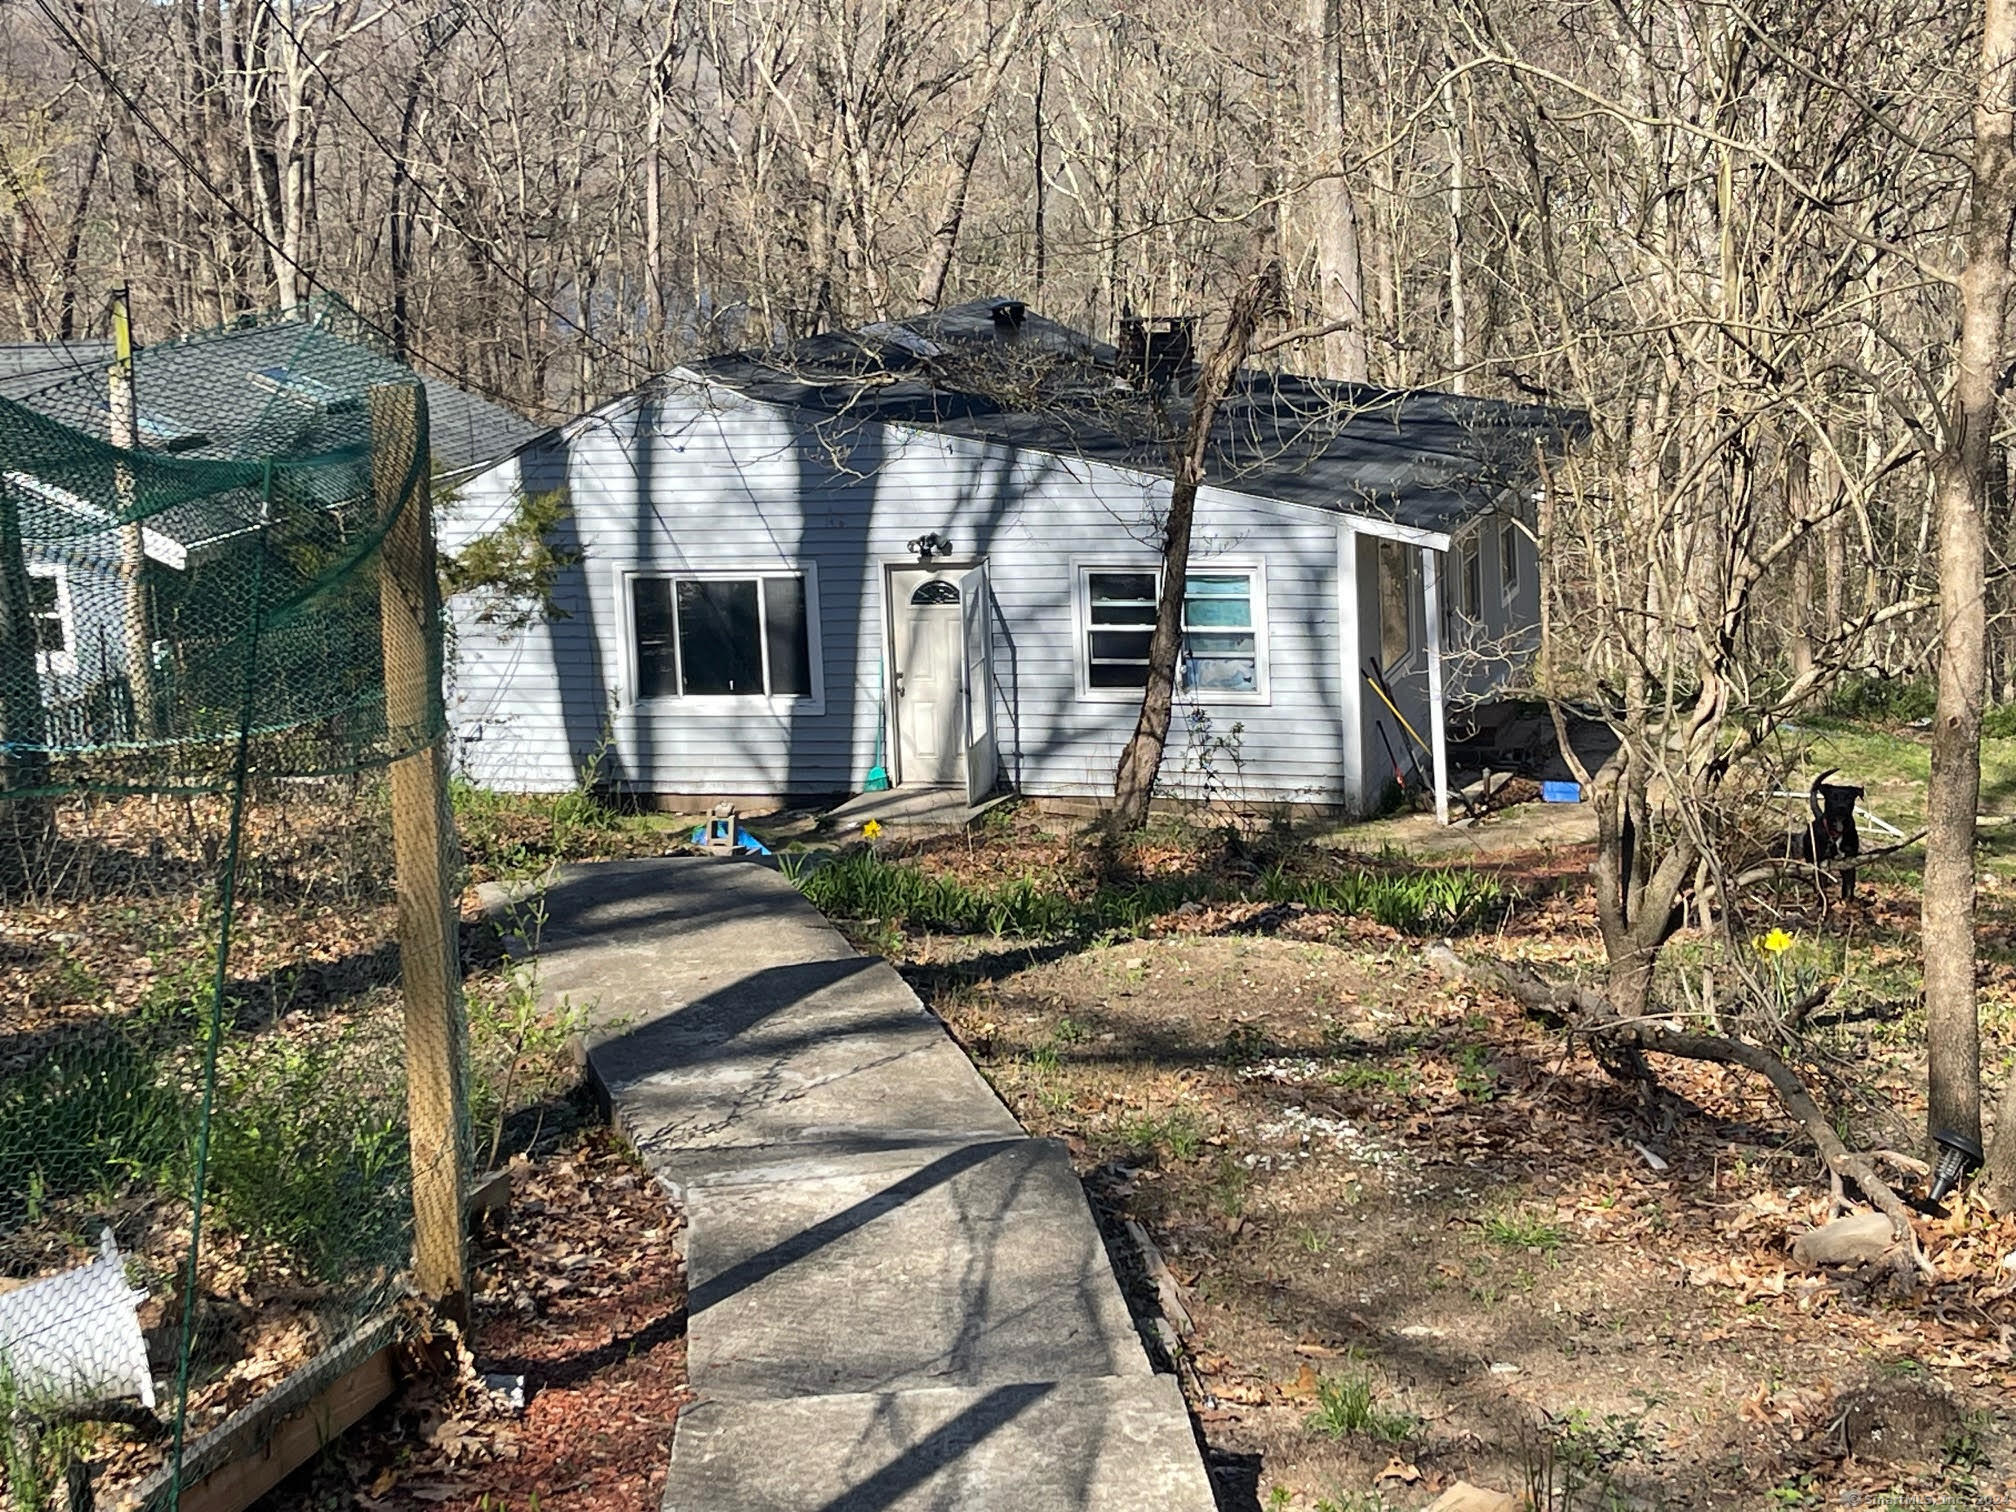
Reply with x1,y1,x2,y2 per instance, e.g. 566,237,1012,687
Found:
862,819,884,840
1758,927,1794,955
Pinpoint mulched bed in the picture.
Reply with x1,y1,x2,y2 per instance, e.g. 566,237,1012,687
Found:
276,1128,690,1512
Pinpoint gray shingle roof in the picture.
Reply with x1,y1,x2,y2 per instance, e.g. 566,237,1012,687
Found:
0,328,539,482
693,299,1580,534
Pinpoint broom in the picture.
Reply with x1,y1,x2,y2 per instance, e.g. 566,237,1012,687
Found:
865,663,891,791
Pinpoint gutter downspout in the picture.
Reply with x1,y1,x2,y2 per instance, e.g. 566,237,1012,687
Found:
1421,543,1449,826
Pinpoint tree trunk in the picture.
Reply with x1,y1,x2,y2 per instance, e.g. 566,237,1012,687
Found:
1303,0,1369,383
1930,0,2016,1170
915,127,988,314
1111,262,1282,828
1788,441,1815,681
1444,75,1467,393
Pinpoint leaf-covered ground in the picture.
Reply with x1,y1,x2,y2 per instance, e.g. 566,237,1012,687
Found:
851,806,2016,1510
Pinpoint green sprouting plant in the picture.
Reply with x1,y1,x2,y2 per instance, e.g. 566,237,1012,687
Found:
0,1034,186,1230
1303,1371,1416,1445
1209,1153,1250,1218
1452,1042,1497,1101
466,959,589,1171
204,1027,409,1281
787,850,1512,944
1483,1208,1566,1251
0,1348,92,1512
1118,1109,1203,1161
1258,861,1509,934
1551,1404,1659,1473
1324,1061,1414,1095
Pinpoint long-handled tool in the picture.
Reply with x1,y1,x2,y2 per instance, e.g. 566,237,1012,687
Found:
1364,660,1432,760
1363,660,1481,820
1375,719,1418,805
865,662,891,791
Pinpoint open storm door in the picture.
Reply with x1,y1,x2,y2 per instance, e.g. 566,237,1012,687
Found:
958,562,997,806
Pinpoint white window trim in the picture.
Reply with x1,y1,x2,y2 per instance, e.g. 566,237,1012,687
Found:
619,562,826,714
1070,557,1271,705
28,562,76,677
1499,515,1524,605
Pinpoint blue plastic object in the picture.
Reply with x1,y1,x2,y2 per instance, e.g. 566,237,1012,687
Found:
1541,780,1583,803
690,823,773,856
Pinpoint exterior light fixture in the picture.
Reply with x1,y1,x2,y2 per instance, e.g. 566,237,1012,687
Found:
906,531,954,560
1927,1129,1983,1202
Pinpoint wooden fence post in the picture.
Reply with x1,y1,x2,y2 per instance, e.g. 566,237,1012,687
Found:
371,381,469,1324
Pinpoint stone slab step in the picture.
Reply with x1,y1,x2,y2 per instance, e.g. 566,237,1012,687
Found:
661,1374,1217,1512
686,1138,1148,1399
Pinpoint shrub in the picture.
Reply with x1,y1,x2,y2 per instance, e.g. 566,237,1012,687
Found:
1984,703,2016,739
204,1029,410,1281
1826,673,1935,725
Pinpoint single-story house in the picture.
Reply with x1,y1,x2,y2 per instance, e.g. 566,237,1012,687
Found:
443,299,1574,817
1,307,542,744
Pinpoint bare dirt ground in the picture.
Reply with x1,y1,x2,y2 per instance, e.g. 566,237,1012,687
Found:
868,816,2016,1511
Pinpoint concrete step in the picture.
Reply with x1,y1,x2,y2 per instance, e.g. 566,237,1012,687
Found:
662,1374,1217,1512
686,1138,1149,1400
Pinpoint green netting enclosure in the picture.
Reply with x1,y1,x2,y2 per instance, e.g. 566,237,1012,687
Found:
0,297,465,1511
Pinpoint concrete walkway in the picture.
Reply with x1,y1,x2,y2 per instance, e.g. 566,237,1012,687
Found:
499,859,1218,1512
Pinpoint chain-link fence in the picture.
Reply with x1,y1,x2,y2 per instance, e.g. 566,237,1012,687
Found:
0,298,467,1512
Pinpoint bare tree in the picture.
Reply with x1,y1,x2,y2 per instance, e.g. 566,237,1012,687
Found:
1112,259,1283,829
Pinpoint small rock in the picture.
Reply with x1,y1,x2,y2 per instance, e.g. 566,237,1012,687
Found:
1423,943,1467,979
1791,1210,1897,1268
1486,1361,1520,1375
1124,956,1148,969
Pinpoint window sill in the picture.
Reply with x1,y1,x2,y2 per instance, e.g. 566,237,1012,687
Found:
628,694,827,717
1076,685,1272,707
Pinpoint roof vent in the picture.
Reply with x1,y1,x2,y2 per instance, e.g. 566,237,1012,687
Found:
1117,315,1196,391
990,301,1027,339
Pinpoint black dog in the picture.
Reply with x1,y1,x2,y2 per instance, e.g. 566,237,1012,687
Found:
1792,768,1863,901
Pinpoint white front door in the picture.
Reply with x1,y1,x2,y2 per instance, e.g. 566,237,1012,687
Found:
893,570,966,786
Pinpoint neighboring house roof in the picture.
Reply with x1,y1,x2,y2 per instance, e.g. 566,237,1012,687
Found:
690,298,1579,536
0,326,540,483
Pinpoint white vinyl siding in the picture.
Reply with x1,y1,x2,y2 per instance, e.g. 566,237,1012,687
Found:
442,380,1358,805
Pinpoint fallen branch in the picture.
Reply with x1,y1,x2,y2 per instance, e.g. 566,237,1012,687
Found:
1454,952,1933,1278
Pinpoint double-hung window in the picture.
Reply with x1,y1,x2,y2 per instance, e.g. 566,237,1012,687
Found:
28,563,73,672
1499,517,1522,601
1377,540,1415,671
1455,536,1483,623
1081,565,1262,697
632,572,815,699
